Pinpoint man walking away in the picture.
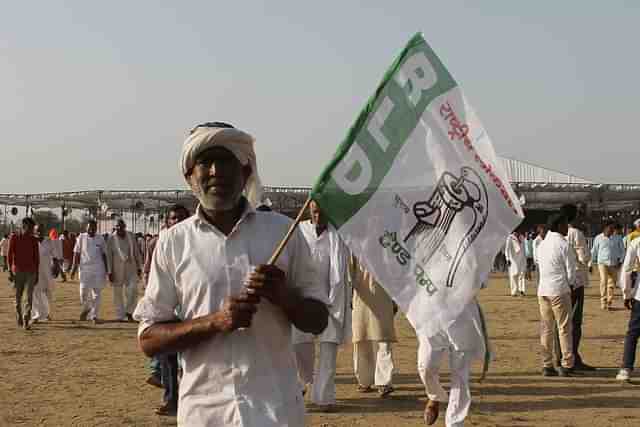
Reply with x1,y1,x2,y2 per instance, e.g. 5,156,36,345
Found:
536,214,576,377
559,204,596,371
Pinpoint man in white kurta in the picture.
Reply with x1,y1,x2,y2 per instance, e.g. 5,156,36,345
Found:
134,122,330,426
31,225,59,322
292,202,351,410
418,301,487,427
532,226,546,267
72,220,107,323
505,232,527,296
350,255,396,397
1,234,10,273
106,219,143,322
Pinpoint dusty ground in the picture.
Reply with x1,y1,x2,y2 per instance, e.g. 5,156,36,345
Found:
0,271,638,427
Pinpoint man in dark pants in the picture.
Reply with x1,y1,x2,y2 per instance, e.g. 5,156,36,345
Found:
150,204,190,416
8,217,40,330
617,230,640,381
157,353,179,415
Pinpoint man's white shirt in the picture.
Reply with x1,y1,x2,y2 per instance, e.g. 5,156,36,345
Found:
292,220,351,345
106,231,142,281
37,239,57,288
532,235,544,265
0,238,9,256
134,205,327,427
73,233,107,289
566,226,590,289
505,234,526,275
537,231,576,297
621,238,640,302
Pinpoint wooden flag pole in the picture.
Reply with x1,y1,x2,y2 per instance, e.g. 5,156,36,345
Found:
267,196,312,265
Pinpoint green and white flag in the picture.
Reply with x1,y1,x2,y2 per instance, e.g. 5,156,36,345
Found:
311,33,524,338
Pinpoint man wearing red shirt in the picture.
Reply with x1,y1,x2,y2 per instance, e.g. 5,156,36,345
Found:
8,217,40,330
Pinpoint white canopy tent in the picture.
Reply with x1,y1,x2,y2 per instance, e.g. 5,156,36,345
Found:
0,157,637,233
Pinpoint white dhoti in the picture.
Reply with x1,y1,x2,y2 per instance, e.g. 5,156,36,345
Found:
80,285,103,320
353,341,394,387
32,239,56,321
418,337,473,427
294,341,338,405
509,273,526,295
107,232,142,320
74,233,107,320
506,235,527,295
292,220,351,407
417,302,487,427
31,283,50,321
112,273,138,320
78,268,106,321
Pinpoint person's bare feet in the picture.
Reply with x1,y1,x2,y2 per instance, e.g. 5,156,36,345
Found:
424,399,439,425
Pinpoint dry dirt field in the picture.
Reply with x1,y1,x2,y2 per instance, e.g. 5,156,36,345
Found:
0,270,638,427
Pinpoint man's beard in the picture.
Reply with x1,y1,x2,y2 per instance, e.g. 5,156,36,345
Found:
193,181,241,212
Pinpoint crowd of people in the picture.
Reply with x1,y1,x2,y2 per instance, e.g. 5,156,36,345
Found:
498,206,640,382
3,121,639,427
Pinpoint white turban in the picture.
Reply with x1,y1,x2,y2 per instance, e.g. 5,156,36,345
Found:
181,126,263,208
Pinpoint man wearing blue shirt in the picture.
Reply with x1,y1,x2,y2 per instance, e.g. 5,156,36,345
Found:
591,221,624,310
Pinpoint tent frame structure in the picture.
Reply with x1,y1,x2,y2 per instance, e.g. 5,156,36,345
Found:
1,158,637,234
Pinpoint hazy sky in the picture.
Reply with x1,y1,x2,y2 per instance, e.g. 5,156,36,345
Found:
1,1,638,194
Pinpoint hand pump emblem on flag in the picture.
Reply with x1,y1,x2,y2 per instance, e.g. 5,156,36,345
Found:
270,33,523,338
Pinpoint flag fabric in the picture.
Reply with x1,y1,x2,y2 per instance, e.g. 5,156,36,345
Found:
311,33,524,338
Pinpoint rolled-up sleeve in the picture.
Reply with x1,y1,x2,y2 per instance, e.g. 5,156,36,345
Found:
133,234,179,337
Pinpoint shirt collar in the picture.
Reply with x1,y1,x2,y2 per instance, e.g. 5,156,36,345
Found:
547,231,564,239
193,197,256,234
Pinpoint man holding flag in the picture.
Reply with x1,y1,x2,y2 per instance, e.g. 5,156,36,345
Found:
309,33,523,426
133,122,329,426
